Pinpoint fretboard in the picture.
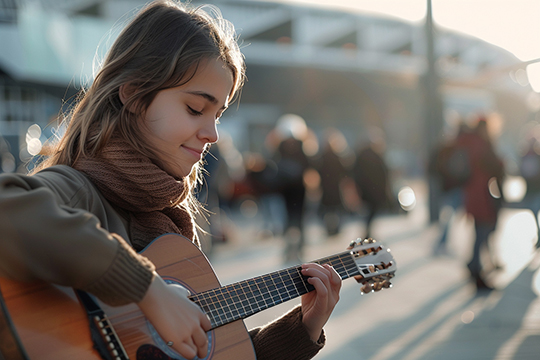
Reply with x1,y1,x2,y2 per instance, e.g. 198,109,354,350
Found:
189,251,360,329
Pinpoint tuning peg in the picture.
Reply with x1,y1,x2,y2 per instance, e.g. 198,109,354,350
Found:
363,238,377,244
353,275,365,284
360,283,372,295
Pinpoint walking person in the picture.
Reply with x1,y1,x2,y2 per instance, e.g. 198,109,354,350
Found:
461,116,504,291
431,122,471,255
315,127,351,237
0,2,341,359
352,129,392,240
273,114,311,263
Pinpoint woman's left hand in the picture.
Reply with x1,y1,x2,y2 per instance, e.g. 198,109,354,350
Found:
300,263,342,341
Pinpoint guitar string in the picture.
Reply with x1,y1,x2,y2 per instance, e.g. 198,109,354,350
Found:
192,252,362,327
216,258,354,326
193,254,360,327
198,244,371,316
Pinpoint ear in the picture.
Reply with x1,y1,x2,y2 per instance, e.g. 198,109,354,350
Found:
119,83,135,106
119,83,142,114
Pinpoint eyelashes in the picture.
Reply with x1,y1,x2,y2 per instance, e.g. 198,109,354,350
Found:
187,105,203,116
187,105,226,122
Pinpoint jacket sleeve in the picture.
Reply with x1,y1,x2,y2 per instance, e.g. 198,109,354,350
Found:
0,169,155,306
249,306,325,360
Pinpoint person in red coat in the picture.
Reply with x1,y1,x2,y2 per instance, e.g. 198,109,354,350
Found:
461,117,504,291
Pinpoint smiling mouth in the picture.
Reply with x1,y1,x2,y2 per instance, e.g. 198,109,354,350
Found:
182,145,203,158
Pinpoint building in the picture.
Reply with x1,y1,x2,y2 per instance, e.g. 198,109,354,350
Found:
0,0,535,174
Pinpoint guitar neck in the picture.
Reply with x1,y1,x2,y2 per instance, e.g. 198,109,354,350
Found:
189,251,359,329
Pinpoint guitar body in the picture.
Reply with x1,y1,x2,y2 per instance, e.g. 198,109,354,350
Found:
0,234,256,360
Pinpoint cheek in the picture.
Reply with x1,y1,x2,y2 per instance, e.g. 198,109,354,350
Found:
143,116,175,145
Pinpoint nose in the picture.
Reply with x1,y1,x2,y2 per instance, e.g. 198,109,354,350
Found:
199,117,219,144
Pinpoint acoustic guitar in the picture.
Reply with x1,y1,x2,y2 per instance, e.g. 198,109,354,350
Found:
0,234,396,360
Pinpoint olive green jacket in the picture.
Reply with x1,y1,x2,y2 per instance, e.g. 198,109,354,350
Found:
0,165,324,360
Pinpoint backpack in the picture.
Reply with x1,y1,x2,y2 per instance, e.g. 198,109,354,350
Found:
439,145,471,189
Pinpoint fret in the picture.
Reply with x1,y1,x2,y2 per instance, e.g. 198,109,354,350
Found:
275,272,294,301
284,268,302,297
190,251,361,329
294,266,314,294
281,271,298,298
232,283,247,317
239,283,254,315
257,276,272,307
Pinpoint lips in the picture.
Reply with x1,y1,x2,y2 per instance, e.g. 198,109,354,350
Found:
182,145,203,158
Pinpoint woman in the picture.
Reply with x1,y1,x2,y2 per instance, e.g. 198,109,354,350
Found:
0,1,341,359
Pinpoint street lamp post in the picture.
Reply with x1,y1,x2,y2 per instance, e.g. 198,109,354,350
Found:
423,0,445,223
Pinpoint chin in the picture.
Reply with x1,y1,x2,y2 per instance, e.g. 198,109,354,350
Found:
170,164,197,180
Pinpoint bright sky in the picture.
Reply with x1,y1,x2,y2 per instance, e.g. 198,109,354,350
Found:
267,0,540,62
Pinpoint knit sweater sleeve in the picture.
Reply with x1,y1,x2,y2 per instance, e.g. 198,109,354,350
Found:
249,305,325,360
0,168,155,306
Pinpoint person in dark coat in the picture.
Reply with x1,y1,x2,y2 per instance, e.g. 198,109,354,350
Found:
352,130,392,240
274,114,311,263
431,122,471,255
315,128,351,237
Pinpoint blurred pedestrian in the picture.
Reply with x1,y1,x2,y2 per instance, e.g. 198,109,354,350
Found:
431,122,471,255
274,114,311,263
0,2,341,359
196,142,229,255
461,116,504,291
314,128,351,237
352,128,392,240
519,135,540,248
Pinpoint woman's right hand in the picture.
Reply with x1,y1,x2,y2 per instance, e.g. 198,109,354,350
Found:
137,272,211,359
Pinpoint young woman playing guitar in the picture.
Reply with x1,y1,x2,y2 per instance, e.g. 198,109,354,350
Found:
0,1,342,359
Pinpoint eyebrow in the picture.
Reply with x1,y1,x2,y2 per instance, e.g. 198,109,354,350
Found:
185,90,228,110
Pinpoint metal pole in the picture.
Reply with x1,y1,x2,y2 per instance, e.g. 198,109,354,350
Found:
423,0,444,223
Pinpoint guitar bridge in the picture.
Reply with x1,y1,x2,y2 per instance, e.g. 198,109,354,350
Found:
77,290,129,360
91,313,129,360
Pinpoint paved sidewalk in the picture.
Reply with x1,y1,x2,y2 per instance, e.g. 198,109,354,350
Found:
210,181,540,360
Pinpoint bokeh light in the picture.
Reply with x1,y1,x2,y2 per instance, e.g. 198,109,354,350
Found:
25,124,43,156
503,176,527,203
398,186,416,211
1,152,16,173
240,199,258,218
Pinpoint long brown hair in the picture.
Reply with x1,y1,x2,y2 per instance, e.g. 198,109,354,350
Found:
37,0,245,212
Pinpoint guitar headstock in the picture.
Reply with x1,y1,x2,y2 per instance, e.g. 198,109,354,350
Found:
348,238,396,294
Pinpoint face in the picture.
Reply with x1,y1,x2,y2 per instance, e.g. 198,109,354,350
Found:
142,58,233,178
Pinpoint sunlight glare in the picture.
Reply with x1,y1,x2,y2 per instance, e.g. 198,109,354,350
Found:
527,62,540,93
533,267,540,297
274,0,540,62
503,176,527,203
498,211,536,272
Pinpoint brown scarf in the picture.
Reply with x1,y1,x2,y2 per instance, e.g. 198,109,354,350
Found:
74,136,197,251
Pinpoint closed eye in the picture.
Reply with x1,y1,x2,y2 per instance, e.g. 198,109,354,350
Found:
187,105,203,116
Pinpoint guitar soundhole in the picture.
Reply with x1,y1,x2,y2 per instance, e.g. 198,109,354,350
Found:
145,322,214,360
136,343,214,360
137,344,174,360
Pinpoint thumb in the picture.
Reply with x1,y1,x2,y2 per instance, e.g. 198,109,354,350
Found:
168,283,191,297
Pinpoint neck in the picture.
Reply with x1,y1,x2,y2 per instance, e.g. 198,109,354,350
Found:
189,251,359,329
